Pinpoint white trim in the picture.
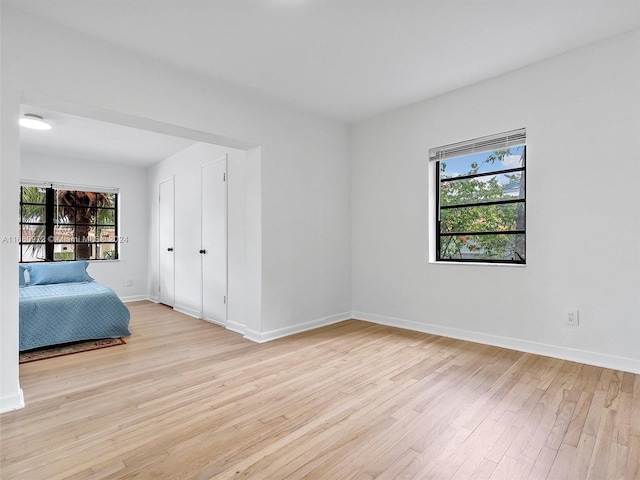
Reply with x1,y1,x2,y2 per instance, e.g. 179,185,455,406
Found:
0,389,25,414
429,261,526,268
243,328,263,343
72,298,640,375
174,304,201,319
202,318,225,327
352,311,640,375
244,312,352,344
226,319,246,336
120,294,149,303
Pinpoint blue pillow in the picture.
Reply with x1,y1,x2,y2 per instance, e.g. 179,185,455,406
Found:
26,261,94,285
19,265,26,287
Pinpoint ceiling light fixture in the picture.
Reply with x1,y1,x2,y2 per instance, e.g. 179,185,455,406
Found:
19,113,52,130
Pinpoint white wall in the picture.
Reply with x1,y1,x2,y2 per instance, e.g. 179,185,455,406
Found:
351,30,640,373
20,152,149,300
0,1,25,413
147,142,253,332
0,7,351,412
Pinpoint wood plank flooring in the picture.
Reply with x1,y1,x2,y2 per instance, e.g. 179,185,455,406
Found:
1,301,639,479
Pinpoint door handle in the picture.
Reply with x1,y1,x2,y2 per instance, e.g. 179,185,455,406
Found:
167,247,174,252
199,249,207,254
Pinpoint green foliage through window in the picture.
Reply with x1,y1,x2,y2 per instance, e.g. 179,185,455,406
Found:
19,185,119,262
433,139,526,264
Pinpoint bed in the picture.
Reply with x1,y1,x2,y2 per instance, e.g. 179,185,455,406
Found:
19,261,131,352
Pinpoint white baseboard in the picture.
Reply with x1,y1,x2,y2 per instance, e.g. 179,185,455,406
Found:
120,295,149,303
352,311,640,375
111,299,640,374
226,319,246,336
174,304,201,319
0,388,25,414
201,317,225,327
244,311,352,343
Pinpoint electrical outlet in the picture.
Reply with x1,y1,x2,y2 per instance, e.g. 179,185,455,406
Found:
124,279,133,287
565,308,579,326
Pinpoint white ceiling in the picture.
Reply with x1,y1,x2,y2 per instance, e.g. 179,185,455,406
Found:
19,106,196,167
9,0,640,166
6,0,640,124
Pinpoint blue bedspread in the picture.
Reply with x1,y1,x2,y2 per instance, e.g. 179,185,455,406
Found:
19,281,131,351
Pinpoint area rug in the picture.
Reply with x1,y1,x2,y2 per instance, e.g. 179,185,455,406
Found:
19,338,126,364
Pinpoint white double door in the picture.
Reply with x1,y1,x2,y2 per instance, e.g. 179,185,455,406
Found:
158,156,227,325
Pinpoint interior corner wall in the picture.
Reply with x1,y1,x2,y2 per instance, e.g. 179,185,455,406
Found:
351,30,640,373
19,152,149,300
0,6,351,412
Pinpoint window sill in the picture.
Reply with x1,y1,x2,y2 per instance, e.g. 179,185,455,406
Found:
430,260,526,268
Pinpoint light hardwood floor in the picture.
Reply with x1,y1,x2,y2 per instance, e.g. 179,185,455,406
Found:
1,301,639,479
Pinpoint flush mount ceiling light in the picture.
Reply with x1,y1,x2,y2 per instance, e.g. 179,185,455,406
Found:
19,113,52,130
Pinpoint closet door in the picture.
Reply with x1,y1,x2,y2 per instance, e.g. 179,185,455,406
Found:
201,156,227,325
159,177,175,307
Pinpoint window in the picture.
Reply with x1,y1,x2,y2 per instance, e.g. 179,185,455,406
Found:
430,129,526,264
19,183,119,262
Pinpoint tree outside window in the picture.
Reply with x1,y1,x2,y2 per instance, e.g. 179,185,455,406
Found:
20,185,118,262
432,131,526,264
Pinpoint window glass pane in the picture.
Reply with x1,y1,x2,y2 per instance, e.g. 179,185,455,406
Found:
97,226,116,242
73,207,95,225
97,208,116,225
56,190,77,207
94,192,113,207
440,203,524,234
21,186,46,204
21,205,46,223
439,146,525,180
22,244,46,262
439,233,525,262
73,226,95,244
104,193,117,205
54,247,75,261
53,225,75,243
75,243,93,260
55,206,73,224
74,208,97,225
97,243,117,259
21,225,45,243
440,172,524,206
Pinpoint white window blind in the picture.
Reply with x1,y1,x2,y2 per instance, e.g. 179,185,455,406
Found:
429,128,526,162
20,180,119,194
